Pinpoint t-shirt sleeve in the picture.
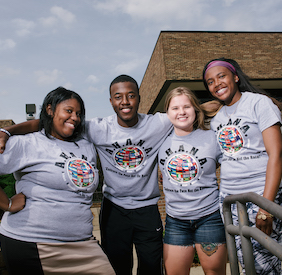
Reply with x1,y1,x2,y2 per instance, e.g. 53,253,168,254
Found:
254,95,281,132
84,118,105,144
84,121,94,143
0,136,25,174
156,112,173,133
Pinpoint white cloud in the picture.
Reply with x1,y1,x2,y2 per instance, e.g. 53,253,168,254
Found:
86,75,99,84
94,0,207,22
0,89,8,96
0,67,20,77
39,16,58,27
63,82,73,89
113,59,143,75
86,86,103,94
210,0,282,31
0,39,16,50
34,69,62,85
223,0,236,6
93,0,123,12
93,0,282,31
13,19,36,37
50,6,76,24
40,6,76,28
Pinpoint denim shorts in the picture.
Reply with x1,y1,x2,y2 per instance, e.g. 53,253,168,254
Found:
164,210,226,246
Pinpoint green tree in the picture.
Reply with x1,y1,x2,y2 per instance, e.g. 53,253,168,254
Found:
0,174,16,198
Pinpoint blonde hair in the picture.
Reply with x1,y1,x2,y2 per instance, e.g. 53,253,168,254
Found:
164,87,208,130
201,100,223,118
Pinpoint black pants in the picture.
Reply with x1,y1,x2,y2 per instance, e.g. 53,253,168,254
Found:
100,198,163,275
0,234,44,275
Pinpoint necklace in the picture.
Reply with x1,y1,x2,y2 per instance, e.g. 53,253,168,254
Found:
224,100,240,118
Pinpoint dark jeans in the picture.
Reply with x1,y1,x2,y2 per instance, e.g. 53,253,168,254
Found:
0,234,44,275
100,198,163,275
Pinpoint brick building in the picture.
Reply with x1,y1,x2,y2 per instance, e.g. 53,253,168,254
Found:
139,31,282,222
139,31,282,113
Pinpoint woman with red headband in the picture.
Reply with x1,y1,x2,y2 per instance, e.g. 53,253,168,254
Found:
202,58,282,274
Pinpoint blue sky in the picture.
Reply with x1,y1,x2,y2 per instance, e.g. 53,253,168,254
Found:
1,0,282,123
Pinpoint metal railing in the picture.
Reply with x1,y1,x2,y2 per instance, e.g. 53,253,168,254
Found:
223,192,282,275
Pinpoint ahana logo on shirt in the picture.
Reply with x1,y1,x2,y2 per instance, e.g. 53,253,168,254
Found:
217,126,244,155
160,145,206,186
215,117,250,156
55,152,98,191
105,139,151,173
167,154,199,186
114,146,145,172
66,158,96,189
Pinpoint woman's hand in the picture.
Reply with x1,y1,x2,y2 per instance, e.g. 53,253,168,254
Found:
9,193,26,213
0,131,9,154
256,208,274,236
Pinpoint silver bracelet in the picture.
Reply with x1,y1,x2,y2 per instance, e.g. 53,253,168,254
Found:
7,198,12,211
0,128,11,137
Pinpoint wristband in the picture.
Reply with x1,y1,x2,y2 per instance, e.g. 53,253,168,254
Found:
0,128,11,137
6,198,12,211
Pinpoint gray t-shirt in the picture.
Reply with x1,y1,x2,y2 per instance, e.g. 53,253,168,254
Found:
158,129,221,220
0,131,99,243
210,92,282,194
86,113,172,209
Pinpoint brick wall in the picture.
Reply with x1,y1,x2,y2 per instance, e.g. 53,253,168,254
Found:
139,31,282,113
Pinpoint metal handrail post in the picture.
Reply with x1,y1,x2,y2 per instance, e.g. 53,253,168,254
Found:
237,202,256,275
222,202,240,275
223,192,282,275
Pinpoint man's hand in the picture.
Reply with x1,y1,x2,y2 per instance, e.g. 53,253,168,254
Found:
0,131,9,154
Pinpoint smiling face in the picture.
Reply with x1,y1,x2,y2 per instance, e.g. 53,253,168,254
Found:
167,94,196,136
110,81,140,127
48,98,81,140
205,66,241,106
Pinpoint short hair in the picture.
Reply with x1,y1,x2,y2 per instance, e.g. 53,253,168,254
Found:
109,75,139,95
39,86,85,141
164,86,207,130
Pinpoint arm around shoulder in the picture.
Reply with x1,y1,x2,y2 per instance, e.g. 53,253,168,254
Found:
0,119,40,154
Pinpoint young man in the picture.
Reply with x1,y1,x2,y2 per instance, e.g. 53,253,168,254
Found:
0,75,172,275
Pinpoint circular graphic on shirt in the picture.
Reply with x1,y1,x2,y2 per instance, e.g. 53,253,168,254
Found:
114,146,146,172
167,154,199,185
66,158,96,190
217,126,244,155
